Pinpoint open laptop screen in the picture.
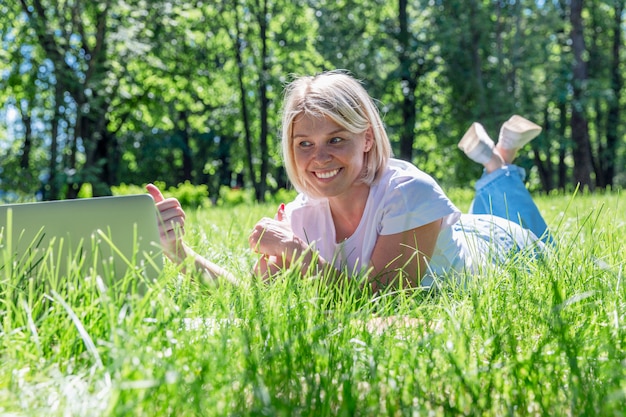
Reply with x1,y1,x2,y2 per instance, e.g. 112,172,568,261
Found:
0,194,163,290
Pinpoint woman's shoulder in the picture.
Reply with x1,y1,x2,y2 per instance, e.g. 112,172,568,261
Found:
374,159,461,233
374,158,457,211
378,158,441,190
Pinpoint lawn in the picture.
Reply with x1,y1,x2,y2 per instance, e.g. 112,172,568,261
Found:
1,189,625,416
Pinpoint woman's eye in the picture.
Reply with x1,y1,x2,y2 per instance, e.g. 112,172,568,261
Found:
297,140,312,148
329,137,343,144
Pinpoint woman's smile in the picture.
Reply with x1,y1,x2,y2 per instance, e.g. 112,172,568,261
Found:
314,168,341,180
292,114,373,199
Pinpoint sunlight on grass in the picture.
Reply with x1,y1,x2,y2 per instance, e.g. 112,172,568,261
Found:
1,192,625,415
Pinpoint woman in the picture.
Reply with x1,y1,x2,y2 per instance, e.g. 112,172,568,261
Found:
147,71,550,292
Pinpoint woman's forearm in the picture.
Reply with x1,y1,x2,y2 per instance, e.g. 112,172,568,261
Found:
168,242,239,287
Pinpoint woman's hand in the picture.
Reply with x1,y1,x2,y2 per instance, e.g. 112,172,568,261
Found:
146,183,237,285
249,204,307,276
146,183,188,263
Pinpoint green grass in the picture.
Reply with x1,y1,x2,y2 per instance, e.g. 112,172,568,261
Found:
1,189,625,416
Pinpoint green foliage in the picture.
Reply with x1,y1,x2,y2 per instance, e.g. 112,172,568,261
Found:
111,183,149,197
169,180,210,209
77,183,93,198
112,181,210,209
110,181,293,208
443,186,477,212
1,0,625,201
217,185,255,207
265,187,298,205
0,136,47,201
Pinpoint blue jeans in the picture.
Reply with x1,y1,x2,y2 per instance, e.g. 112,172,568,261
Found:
469,165,552,244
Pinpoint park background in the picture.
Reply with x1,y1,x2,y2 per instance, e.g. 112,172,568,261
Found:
2,2,626,416
1,0,624,204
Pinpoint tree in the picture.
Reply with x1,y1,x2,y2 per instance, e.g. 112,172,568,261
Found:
569,0,594,189
16,0,117,197
228,0,323,201
604,0,624,188
591,0,624,188
392,0,437,162
2,0,625,200
0,2,57,198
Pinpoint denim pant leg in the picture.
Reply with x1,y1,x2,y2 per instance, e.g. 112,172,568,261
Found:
469,165,552,243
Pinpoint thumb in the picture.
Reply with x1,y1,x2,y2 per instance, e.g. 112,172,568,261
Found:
275,203,285,222
146,183,165,203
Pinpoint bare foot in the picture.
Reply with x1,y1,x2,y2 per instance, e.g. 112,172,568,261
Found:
494,144,517,166
484,147,506,173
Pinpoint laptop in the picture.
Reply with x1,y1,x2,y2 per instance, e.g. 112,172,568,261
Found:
0,194,163,291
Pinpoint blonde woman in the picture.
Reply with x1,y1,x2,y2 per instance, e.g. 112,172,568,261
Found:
149,71,550,292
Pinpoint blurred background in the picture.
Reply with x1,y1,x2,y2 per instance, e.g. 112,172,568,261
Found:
1,0,623,203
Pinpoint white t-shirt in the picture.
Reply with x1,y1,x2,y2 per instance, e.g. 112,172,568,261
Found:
285,158,541,286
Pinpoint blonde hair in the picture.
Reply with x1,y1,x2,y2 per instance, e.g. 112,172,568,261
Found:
281,70,392,196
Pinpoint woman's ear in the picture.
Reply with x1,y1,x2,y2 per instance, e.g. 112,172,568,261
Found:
364,126,374,152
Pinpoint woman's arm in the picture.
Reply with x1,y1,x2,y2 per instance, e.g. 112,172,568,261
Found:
250,203,330,280
251,214,443,292
249,216,331,279
146,184,238,286
367,219,442,293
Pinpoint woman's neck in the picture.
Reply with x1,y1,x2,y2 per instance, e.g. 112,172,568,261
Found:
328,184,370,242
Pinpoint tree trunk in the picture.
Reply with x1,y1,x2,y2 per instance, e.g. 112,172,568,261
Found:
65,105,82,199
179,110,193,182
19,112,32,173
397,0,417,161
232,0,258,200
569,0,594,189
254,0,269,202
468,0,487,116
558,100,568,190
47,80,63,200
588,4,604,187
605,0,624,188
533,106,553,191
593,97,605,187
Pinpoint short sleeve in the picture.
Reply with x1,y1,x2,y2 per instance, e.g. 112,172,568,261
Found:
379,167,460,236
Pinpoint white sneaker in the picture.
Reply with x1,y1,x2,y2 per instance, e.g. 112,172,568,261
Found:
458,122,495,165
498,115,542,150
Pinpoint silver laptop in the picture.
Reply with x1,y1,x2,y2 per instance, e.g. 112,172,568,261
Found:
0,194,163,290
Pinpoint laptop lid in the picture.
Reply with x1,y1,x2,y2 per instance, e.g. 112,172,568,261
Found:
0,194,163,290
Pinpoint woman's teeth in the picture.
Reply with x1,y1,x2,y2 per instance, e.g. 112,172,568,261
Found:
316,169,339,179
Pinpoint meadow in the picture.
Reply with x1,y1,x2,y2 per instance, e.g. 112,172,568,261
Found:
0,189,624,416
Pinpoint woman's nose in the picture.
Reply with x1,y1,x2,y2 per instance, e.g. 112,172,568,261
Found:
313,146,332,163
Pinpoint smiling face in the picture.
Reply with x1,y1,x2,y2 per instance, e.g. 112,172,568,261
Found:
292,114,373,199
280,72,392,197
